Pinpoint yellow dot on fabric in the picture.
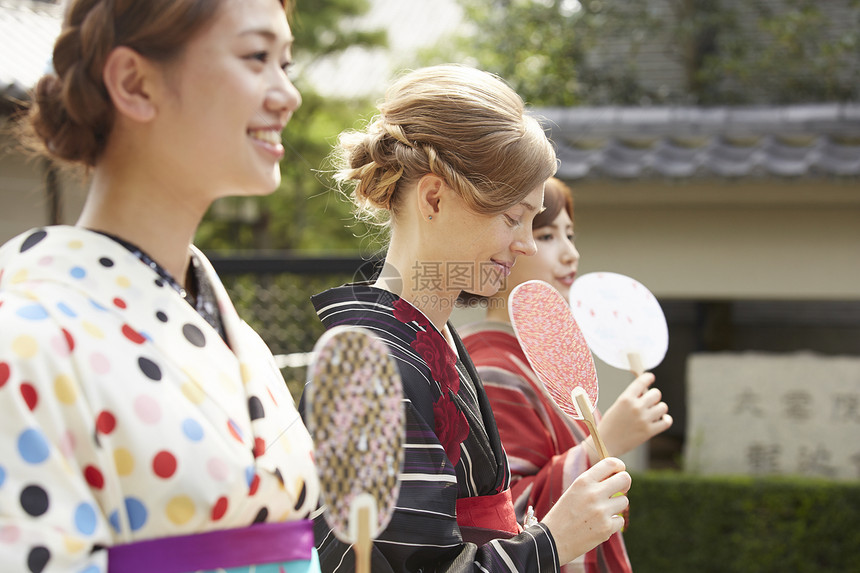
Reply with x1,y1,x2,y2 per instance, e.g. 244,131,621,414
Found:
166,495,196,525
239,363,252,384
63,535,86,554
54,375,78,404
180,382,206,405
280,436,294,454
115,276,131,288
114,448,135,476
67,240,83,250
82,321,104,339
11,269,29,284
12,335,38,358
219,371,238,394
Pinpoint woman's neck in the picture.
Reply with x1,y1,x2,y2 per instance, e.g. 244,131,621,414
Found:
77,168,204,286
485,294,511,324
373,260,457,332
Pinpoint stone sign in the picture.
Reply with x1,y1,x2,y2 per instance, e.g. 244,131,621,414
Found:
684,352,860,481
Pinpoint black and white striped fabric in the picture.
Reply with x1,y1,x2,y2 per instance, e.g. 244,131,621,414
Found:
303,284,560,573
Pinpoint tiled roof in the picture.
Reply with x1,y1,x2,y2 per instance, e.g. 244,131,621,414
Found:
0,0,62,110
538,104,860,179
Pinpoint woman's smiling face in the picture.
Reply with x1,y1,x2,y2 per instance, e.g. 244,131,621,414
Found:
154,0,300,201
503,207,580,301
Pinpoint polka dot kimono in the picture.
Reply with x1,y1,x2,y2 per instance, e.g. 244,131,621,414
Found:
0,227,319,573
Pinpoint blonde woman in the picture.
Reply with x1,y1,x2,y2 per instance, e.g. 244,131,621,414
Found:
305,65,631,573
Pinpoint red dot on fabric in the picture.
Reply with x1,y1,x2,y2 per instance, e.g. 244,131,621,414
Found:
121,324,146,345
84,465,105,489
153,451,177,478
61,328,75,352
253,438,266,458
248,474,261,496
113,298,127,309
267,387,278,406
212,496,228,521
0,362,10,387
20,383,38,411
96,411,117,434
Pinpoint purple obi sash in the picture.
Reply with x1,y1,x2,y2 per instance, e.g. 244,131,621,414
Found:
107,519,313,573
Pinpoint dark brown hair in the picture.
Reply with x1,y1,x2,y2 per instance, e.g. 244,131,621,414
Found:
533,176,574,229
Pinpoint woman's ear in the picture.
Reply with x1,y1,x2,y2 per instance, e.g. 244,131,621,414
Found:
102,46,157,123
415,174,445,221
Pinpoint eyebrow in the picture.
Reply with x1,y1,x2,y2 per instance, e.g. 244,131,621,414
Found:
239,28,295,46
521,200,542,214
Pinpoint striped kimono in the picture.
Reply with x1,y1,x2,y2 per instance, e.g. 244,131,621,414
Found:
460,321,632,573
306,285,560,573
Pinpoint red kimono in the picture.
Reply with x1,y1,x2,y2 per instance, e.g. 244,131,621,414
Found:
461,320,632,573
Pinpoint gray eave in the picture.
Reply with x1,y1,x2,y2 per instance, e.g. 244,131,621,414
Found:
536,104,860,179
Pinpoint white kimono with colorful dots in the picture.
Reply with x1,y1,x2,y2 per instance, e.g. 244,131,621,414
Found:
0,226,319,573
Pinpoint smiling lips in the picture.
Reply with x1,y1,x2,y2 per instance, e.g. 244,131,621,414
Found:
248,128,284,157
493,260,513,278
557,271,577,287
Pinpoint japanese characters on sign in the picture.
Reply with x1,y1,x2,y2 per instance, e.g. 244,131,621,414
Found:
685,353,860,481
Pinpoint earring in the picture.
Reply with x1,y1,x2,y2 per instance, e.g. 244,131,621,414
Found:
428,215,433,220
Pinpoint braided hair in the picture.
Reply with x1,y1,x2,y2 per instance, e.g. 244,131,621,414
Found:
333,64,557,226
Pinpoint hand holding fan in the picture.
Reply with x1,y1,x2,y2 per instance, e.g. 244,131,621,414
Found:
509,280,608,460
305,326,404,573
569,272,668,377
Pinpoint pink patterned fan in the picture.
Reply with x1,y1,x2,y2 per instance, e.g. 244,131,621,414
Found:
569,272,668,377
509,280,608,459
305,326,404,573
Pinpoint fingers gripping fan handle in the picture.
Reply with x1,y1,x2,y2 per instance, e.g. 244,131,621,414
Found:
305,326,404,546
509,280,599,420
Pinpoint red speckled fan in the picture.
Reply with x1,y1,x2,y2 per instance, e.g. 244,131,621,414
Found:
509,280,608,459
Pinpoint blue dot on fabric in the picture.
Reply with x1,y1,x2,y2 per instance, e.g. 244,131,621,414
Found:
57,302,77,318
0,465,6,487
74,502,97,536
18,428,50,464
245,466,256,488
108,510,120,533
125,497,147,531
78,567,100,573
70,267,86,279
181,418,204,442
16,304,49,320
89,299,107,312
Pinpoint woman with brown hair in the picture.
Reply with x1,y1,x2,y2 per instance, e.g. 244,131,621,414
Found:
0,1,320,571
305,65,631,572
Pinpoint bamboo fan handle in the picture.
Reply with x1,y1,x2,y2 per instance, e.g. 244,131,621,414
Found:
351,493,375,573
627,352,645,378
572,387,608,460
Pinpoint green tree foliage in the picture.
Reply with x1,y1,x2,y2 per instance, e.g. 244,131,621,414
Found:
697,0,860,104
195,0,386,255
434,0,859,106
424,0,661,106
